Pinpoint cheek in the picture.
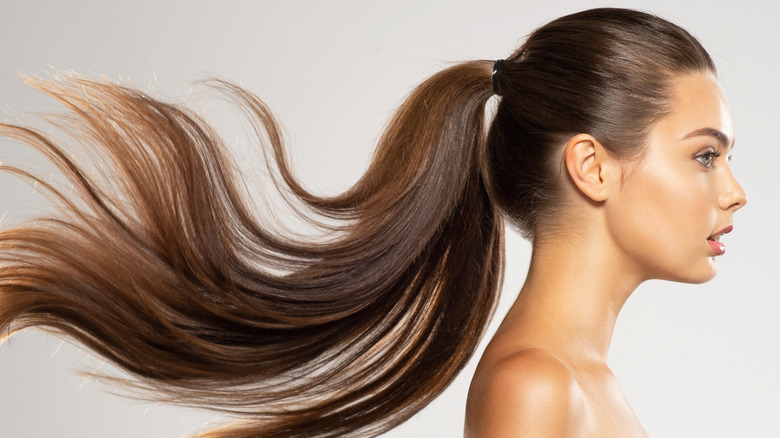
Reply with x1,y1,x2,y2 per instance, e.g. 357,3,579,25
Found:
606,165,717,282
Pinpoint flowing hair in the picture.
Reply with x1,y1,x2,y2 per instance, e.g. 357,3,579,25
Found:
0,61,502,437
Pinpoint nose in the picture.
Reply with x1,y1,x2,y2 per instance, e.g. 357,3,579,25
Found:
719,167,747,212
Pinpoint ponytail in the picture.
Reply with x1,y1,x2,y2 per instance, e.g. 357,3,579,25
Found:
0,61,503,437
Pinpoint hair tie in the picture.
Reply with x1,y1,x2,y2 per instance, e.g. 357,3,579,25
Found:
492,59,505,95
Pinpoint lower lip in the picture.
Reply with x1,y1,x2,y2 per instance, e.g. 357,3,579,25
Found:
707,239,726,256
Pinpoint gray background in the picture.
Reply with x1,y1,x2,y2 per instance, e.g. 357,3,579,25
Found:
0,0,777,437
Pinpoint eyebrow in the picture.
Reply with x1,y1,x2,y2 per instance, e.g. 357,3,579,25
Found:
682,127,735,150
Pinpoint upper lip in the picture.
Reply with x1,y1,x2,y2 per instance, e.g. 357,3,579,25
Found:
708,224,734,241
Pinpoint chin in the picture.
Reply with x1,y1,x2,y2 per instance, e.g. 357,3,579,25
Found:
661,261,718,284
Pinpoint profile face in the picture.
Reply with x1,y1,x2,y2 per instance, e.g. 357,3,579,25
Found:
605,72,747,284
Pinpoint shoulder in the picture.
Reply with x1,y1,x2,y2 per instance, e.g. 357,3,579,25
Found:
465,348,587,438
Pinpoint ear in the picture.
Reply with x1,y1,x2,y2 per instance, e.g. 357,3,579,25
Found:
563,134,613,203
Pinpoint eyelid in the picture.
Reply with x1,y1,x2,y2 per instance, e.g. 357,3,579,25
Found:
697,145,722,156
694,148,720,158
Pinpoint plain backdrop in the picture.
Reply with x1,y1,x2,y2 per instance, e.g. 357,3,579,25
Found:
0,1,777,437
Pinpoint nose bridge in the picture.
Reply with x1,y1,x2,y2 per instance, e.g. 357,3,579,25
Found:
719,165,747,211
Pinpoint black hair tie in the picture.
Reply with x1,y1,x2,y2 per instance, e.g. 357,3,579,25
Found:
492,59,505,95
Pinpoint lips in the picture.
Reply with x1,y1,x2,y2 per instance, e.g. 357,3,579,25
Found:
707,224,733,256
708,224,733,241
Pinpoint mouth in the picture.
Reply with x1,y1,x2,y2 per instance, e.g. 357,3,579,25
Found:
708,224,734,241
707,224,733,256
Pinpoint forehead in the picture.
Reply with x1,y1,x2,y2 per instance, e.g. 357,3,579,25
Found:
651,73,733,146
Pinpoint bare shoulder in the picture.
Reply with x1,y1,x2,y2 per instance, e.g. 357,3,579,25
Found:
465,348,588,438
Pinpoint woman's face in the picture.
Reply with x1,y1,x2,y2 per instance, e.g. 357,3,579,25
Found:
605,72,747,284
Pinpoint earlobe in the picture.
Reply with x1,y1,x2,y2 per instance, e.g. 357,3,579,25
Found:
564,134,610,202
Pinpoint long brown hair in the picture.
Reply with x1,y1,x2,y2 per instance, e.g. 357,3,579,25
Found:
0,8,714,438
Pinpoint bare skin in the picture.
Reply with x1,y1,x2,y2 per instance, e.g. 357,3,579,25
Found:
465,72,747,437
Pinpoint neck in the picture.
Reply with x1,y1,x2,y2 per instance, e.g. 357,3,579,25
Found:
499,228,643,364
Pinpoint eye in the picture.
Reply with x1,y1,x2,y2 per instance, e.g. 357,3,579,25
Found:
696,151,721,168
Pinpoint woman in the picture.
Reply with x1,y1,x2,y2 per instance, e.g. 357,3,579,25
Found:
463,9,746,437
0,7,745,438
